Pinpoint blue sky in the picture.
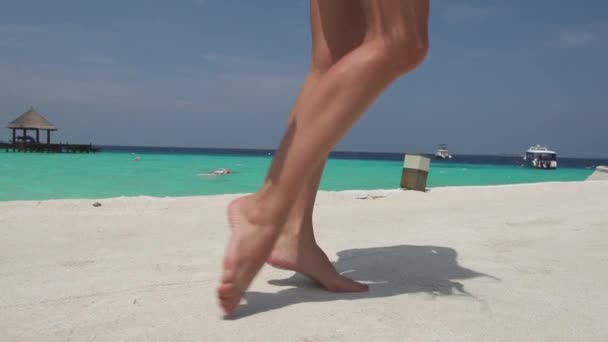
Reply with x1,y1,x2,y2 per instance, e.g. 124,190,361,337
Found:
1,0,607,157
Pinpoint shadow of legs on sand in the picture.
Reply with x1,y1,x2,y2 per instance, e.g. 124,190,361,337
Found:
232,245,496,319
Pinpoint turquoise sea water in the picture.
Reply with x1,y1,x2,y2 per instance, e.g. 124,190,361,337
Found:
0,151,595,201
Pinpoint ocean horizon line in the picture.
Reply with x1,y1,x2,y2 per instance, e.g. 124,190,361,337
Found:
95,144,608,162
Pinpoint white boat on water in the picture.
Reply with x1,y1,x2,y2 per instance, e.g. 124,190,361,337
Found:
435,144,452,159
523,145,557,169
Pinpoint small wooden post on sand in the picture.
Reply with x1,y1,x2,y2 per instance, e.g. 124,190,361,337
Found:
400,154,430,192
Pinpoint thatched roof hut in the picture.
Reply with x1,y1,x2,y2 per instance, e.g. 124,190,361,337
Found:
6,107,57,143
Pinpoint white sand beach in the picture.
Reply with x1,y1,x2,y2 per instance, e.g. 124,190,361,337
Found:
588,167,608,181
1,181,608,341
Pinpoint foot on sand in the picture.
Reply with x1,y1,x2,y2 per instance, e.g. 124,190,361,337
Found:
217,196,282,316
268,230,368,292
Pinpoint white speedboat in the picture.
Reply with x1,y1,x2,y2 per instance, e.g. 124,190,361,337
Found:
435,144,452,159
523,145,557,169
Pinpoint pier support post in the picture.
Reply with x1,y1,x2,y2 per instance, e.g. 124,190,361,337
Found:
400,154,430,192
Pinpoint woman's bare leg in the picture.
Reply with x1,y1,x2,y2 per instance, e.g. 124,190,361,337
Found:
218,0,430,315
267,0,368,292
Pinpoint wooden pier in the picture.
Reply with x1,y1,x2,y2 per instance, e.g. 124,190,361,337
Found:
3,107,99,153
1,142,99,153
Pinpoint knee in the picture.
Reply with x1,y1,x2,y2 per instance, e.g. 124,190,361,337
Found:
372,31,429,76
310,50,335,74
311,45,355,74
310,43,356,74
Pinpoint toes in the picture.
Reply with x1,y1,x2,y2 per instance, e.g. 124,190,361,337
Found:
217,282,236,298
217,282,242,315
220,297,240,316
352,282,369,292
323,276,369,293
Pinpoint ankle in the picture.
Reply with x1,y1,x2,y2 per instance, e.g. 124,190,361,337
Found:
242,194,287,232
281,218,315,240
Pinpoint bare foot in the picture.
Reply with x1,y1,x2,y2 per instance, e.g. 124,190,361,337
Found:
267,230,368,292
217,196,281,316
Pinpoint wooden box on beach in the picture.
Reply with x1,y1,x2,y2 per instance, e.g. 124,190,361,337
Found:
400,154,430,192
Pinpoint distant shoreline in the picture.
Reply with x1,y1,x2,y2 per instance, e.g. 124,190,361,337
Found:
1,180,604,204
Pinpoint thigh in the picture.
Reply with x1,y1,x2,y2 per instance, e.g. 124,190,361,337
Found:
309,0,366,72
359,0,429,43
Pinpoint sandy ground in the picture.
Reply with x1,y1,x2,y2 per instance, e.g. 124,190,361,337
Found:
588,167,608,181
1,181,607,341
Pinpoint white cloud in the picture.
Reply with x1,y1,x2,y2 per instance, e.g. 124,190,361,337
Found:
554,24,606,48
0,24,114,51
0,25,304,115
0,24,118,69
200,50,299,74
0,59,302,115
200,52,251,67
442,3,498,22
